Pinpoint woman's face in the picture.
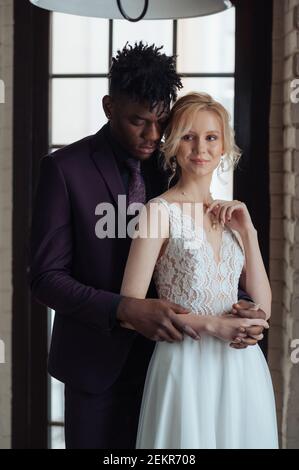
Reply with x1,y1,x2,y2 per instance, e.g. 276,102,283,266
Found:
176,109,224,178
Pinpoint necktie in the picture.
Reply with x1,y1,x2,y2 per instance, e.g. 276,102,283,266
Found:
125,158,146,205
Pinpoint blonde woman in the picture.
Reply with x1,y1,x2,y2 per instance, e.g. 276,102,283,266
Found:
120,93,278,449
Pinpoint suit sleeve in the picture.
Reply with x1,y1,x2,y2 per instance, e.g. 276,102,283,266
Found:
237,285,253,303
29,155,121,334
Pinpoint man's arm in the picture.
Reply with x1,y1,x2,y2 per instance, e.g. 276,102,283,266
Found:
29,155,121,334
238,285,253,302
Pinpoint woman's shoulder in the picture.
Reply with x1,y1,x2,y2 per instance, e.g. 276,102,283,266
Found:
149,189,186,207
148,190,173,208
146,195,171,217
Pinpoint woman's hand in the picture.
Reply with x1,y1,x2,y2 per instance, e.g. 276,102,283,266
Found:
206,199,255,235
174,313,269,344
205,314,269,343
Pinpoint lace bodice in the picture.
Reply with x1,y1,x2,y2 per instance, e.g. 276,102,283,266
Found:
152,197,245,316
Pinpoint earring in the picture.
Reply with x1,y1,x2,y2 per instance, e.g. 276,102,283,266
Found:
171,156,177,174
217,155,228,186
168,157,177,189
220,156,225,173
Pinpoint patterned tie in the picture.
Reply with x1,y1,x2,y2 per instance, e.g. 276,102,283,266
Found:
126,158,146,205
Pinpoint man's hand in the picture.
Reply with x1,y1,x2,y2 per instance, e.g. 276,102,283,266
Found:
116,297,200,342
229,299,267,349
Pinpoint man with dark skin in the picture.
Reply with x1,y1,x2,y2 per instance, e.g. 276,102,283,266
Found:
30,43,266,449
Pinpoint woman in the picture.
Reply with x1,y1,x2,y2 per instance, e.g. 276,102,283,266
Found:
120,92,278,448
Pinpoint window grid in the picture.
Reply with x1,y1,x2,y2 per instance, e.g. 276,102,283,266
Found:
49,15,235,149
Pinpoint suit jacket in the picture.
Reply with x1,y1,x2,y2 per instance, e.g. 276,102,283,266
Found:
29,124,165,393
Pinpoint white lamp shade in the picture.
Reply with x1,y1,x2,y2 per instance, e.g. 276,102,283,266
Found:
29,0,232,20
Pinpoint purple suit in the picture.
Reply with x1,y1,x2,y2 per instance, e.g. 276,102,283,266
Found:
30,124,165,447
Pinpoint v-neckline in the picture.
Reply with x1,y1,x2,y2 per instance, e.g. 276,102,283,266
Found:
158,198,227,268
201,226,226,267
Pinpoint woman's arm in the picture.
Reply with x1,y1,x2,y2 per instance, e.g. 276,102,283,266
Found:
121,201,169,299
207,200,272,320
237,228,272,320
119,200,167,331
229,220,271,321
119,201,201,342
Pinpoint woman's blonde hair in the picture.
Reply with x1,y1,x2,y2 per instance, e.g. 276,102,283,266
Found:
162,92,241,173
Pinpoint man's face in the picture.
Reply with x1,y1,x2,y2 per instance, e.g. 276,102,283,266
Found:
102,94,169,160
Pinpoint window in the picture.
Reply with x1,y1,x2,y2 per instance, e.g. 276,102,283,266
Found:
176,9,235,200
49,8,236,448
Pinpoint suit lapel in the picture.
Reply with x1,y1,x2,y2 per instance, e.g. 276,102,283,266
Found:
90,126,126,207
90,125,168,207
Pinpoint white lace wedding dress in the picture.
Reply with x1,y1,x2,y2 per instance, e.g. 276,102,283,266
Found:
136,198,278,449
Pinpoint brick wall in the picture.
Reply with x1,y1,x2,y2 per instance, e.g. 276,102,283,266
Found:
0,0,13,449
269,0,299,449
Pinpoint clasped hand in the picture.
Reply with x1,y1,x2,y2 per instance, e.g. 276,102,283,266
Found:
227,299,268,349
118,298,268,348
185,299,268,348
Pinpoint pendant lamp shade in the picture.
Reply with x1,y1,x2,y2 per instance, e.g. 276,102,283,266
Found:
29,0,232,20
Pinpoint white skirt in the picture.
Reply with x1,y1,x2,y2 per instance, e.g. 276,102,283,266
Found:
136,335,279,449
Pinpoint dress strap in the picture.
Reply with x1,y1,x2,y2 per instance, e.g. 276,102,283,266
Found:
225,226,245,257
148,197,170,209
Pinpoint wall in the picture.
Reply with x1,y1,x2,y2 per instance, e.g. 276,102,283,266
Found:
269,0,299,449
0,0,13,450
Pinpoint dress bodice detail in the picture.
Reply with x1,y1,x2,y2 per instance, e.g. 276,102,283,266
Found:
152,197,245,316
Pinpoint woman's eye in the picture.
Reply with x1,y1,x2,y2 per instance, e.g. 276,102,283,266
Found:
182,134,194,141
207,135,218,141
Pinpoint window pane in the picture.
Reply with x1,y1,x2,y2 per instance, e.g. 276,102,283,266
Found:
210,159,233,201
50,377,64,424
52,13,109,74
180,77,234,124
51,78,108,144
113,19,173,56
48,310,65,448
179,77,234,200
177,8,235,73
50,425,65,449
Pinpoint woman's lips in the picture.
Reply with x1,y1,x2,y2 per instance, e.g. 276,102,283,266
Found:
190,159,210,165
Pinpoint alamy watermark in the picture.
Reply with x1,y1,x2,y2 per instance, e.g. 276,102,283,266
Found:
0,79,5,104
94,197,204,248
290,339,299,364
290,79,299,103
1,79,7,363
287,81,299,365
0,339,5,364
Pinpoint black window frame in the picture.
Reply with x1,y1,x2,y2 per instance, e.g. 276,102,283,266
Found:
12,0,49,449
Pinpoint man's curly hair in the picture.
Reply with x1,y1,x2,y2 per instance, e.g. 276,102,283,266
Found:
109,42,182,114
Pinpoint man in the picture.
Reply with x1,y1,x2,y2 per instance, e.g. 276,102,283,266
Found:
29,42,266,449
